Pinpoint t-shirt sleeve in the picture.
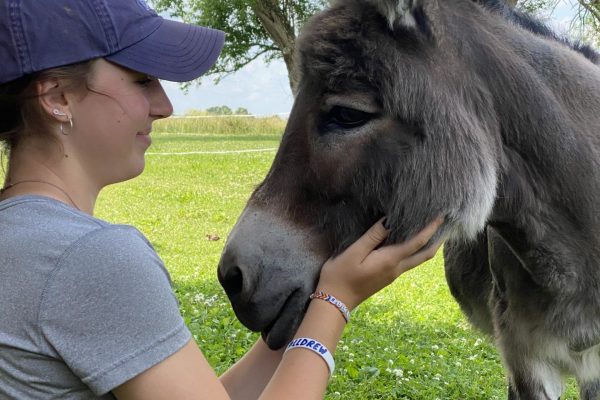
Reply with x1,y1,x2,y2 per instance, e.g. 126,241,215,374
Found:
38,226,192,396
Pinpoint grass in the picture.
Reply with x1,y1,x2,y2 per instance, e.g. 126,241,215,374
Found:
152,114,286,136
4,117,580,398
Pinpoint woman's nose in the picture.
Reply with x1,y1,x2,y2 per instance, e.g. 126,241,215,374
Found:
151,82,174,119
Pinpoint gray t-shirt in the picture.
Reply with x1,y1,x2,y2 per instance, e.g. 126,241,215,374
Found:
0,196,192,399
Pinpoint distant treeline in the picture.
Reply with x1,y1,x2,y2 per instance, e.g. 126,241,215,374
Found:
185,106,250,116
153,114,286,136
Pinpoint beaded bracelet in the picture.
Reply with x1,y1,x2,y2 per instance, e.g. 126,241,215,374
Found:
310,291,351,323
286,337,335,377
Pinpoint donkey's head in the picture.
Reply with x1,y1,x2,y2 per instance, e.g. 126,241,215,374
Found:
218,0,501,349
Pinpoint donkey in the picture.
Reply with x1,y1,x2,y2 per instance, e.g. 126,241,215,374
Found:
217,0,600,398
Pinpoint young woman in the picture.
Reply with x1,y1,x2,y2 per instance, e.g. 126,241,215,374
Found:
0,1,443,399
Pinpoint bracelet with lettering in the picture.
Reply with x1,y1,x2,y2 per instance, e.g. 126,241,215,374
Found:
310,291,351,323
285,337,335,377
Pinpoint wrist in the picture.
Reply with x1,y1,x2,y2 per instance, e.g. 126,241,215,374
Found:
314,284,360,311
294,299,346,351
310,290,351,322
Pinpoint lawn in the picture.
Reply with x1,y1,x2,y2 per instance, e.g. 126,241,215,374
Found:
6,117,580,399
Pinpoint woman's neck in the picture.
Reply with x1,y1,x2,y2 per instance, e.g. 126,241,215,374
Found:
1,143,99,215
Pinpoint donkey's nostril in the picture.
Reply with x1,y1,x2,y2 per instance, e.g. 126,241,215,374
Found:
221,265,244,297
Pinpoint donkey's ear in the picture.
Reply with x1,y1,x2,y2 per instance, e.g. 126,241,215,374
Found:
365,0,437,35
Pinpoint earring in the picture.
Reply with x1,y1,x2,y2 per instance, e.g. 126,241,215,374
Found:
53,109,73,135
60,118,74,136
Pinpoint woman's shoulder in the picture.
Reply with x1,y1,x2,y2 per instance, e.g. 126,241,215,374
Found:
0,194,149,243
0,194,111,230
0,194,160,277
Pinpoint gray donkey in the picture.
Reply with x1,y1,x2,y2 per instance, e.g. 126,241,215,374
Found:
217,0,600,398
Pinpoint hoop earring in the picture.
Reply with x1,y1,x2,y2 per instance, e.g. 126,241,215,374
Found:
53,110,73,135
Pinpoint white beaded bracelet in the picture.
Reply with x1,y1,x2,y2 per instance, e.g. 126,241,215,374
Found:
285,337,335,377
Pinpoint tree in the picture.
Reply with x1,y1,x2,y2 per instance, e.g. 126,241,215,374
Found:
206,105,233,115
575,0,600,46
151,0,326,94
152,0,597,95
515,0,600,46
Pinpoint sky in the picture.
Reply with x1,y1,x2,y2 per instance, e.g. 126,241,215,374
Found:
161,0,588,116
162,57,294,117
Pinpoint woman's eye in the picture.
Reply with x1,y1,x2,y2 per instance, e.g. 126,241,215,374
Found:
136,76,157,86
322,106,375,131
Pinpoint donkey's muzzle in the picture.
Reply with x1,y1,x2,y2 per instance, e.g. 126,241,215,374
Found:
216,206,326,348
218,263,244,303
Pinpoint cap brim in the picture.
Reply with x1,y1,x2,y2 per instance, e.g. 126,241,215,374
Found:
106,19,225,82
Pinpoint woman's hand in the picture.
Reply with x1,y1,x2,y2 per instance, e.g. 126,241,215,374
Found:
317,218,444,311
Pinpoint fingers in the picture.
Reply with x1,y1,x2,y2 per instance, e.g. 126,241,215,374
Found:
364,217,444,270
396,217,444,257
393,240,443,275
343,218,390,261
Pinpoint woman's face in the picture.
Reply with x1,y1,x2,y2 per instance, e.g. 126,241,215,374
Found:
66,59,173,188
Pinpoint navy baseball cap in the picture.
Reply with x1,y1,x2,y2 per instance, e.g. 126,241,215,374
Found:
0,0,225,84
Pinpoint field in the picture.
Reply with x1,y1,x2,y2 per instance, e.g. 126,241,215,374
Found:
5,116,580,398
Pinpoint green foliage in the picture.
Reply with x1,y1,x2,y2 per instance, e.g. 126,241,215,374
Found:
517,0,558,15
516,0,600,46
185,107,251,116
580,1,600,46
150,0,326,81
206,105,234,115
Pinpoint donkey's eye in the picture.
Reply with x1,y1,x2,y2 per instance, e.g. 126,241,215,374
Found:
322,106,376,131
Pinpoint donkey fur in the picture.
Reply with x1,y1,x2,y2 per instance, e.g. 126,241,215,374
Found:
219,0,600,398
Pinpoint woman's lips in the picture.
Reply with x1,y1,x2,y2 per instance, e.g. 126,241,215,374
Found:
136,131,152,147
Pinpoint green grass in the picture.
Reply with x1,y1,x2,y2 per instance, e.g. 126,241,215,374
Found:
152,115,286,136
3,118,580,398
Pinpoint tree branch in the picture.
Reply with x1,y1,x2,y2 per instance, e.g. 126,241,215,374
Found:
577,0,600,25
215,48,274,75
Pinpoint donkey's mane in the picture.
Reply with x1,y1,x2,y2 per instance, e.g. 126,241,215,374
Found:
477,0,599,63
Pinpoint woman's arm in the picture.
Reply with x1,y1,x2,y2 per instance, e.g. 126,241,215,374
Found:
113,218,442,400
220,339,284,399
112,339,229,400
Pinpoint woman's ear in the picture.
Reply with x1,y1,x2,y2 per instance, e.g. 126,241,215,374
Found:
36,79,72,123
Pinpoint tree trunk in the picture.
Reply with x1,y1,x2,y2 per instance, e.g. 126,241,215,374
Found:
507,0,518,7
252,0,300,95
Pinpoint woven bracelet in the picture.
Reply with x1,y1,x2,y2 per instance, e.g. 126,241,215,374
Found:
285,337,335,377
310,291,351,323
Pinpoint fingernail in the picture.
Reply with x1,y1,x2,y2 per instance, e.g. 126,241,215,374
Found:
382,217,390,230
